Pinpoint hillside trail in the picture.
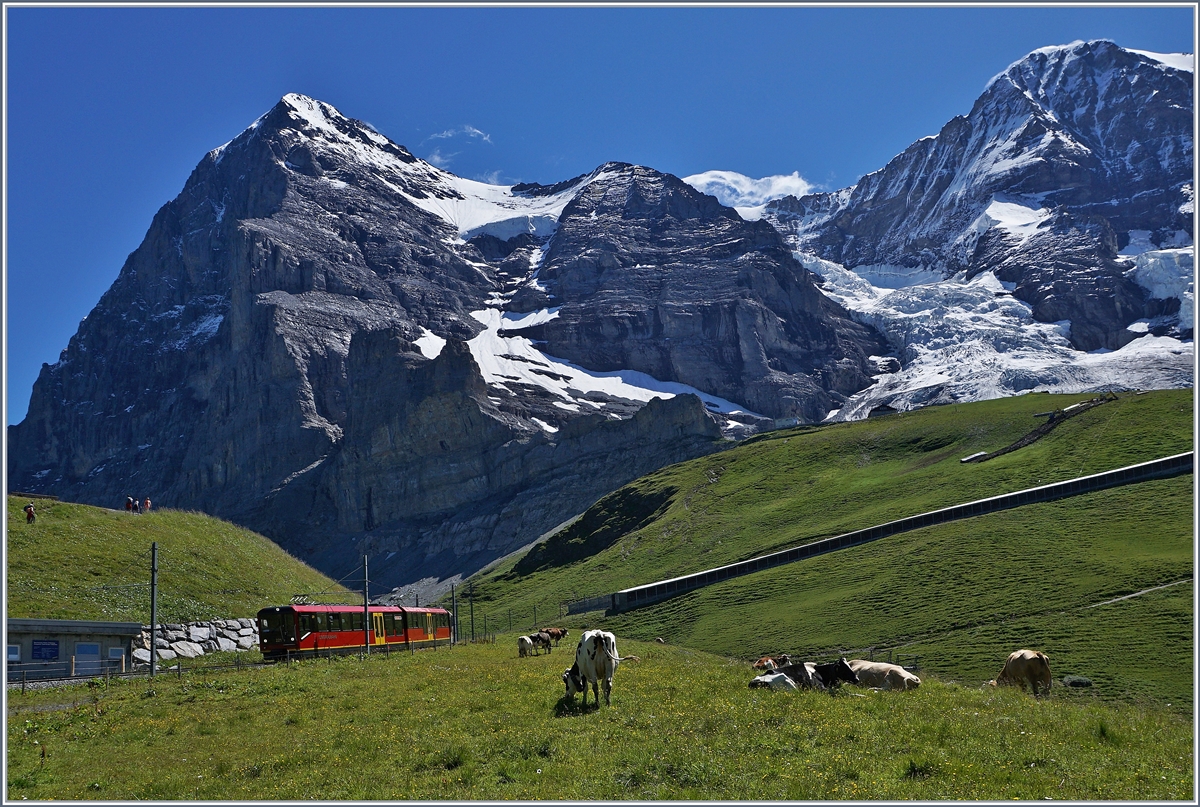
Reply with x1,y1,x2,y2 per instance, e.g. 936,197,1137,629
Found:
1086,577,1192,608
823,576,1195,662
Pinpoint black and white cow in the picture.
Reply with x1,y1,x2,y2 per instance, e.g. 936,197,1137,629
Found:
563,629,620,707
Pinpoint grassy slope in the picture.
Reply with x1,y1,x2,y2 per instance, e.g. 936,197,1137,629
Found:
456,390,1194,708
6,498,348,622
6,640,1192,800
601,477,1194,710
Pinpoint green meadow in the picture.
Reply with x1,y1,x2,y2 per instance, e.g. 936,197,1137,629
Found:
6,639,1192,801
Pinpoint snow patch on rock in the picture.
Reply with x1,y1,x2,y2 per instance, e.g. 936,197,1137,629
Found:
466,307,760,425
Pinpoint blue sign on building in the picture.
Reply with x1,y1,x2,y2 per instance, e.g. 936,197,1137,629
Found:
31,640,59,660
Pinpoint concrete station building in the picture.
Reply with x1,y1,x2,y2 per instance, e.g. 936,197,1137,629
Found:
7,618,142,681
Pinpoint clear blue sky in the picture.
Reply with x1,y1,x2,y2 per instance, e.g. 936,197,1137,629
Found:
4,4,1194,426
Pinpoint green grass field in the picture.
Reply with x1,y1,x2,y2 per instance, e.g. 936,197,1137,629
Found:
454,390,1194,711
6,639,1193,800
603,479,1193,708
6,498,348,622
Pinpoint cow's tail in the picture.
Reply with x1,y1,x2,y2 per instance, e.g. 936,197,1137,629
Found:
599,638,640,663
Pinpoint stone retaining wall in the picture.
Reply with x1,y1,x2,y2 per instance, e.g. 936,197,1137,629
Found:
130,618,258,665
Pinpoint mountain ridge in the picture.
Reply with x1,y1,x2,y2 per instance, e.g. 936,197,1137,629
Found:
8,41,1193,592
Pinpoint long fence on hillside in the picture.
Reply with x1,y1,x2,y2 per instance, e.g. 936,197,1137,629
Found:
566,452,1193,616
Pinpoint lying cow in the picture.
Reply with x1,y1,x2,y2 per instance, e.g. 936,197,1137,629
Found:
847,659,921,691
563,629,621,707
751,658,856,691
990,649,1051,697
752,653,791,671
517,635,533,658
748,671,798,691
807,658,859,689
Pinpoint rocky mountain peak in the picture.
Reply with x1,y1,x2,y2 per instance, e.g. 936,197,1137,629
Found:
763,40,1192,352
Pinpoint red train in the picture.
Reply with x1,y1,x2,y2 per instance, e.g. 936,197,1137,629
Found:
257,603,452,661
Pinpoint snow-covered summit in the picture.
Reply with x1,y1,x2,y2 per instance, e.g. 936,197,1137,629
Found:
209,93,613,246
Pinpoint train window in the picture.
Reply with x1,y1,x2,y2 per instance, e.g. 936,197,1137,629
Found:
259,610,295,644
351,612,364,632
314,613,327,631
329,613,344,632
299,615,315,634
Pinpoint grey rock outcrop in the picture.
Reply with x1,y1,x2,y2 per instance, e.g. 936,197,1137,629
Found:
505,164,884,421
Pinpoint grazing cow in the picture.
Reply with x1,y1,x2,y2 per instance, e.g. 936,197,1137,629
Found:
847,659,922,691
517,635,533,658
990,649,1052,697
532,631,553,655
749,671,799,691
540,627,569,647
563,629,620,707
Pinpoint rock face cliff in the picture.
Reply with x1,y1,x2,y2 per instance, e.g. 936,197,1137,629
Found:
765,40,1193,352
7,94,881,591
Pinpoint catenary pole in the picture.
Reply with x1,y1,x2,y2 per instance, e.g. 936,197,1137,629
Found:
363,555,370,655
149,542,158,679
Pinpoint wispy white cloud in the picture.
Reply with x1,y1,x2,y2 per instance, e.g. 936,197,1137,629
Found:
682,170,815,208
426,125,493,144
475,169,505,185
426,148,457,169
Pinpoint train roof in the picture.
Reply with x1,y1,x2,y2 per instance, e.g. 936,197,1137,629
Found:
258,604,450,615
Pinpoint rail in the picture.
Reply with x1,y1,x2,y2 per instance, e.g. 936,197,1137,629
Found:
572,452,1194,614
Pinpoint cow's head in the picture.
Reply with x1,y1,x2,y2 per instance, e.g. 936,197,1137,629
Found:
563,663,583,698
832,657,858,685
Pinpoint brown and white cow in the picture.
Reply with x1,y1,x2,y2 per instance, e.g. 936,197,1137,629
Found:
847,659,922,691
990,649,1051,696
540,627,569,647
752,653,791,671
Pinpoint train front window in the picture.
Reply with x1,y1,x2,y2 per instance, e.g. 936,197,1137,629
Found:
259,610,295,644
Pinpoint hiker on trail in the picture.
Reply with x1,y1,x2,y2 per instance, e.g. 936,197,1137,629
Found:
133,498,141,514
126,496,133,514
143,497,151,513
24,502,35,524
